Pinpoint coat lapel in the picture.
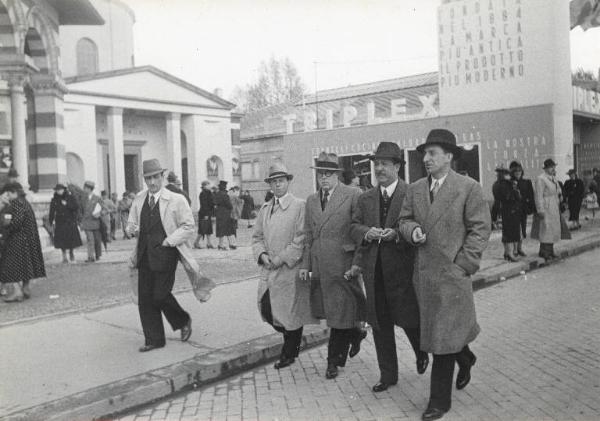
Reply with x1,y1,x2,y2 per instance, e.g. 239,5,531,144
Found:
424,170,459,232
316,184,349,232
384,181,405,228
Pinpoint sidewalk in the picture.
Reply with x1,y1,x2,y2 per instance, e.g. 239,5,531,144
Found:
2,221,599,421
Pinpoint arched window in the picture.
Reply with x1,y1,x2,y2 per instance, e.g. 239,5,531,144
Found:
76,38,98,76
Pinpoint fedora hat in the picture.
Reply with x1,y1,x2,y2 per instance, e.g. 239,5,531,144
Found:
83,180,95,189
264,162,293,183
509,161,522,170
495,166,510,174
310,152,342,171
417,128,462,157
218,180,228,188
142,159,165,177
567,169,576,176
54,183,67,191
543,158,557,169
369,142,405,163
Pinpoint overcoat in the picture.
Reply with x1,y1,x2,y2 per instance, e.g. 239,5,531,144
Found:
301,182,366,329
49,192,82,249
398,170,491,354
252,194,317,330
80,193,102,231
0,197,46,284
350,182,418,330
531,172,565,243
497,180,522,243
214,190,234,237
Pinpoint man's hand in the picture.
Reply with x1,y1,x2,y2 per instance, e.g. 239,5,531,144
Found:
126,223,139,237
344,265,361,281
365,227,383,242
411,226,427,245
270,256,283,269
380,228,397,242
260,253,273,270
299,269,309,281
162,239,171,247
537,212,545,220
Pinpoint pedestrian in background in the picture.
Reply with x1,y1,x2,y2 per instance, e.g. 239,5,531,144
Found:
214,180,235,250
583,187,599,220
229,186,244,240
252,163,317,370
564,169,585,229
398,129,491,421
195,181,215,249
49,183,82,263
299,152,366,380
351,142,427,394
532,159,571,261
100,190,115,250
490,169,504,230
118,191,133,239
110,192,119,240
510,161,535,256
241,190,256,228
0,182,46,302
496,167,522,262
341,169,360,189
81,181,103,262
166,171,191,205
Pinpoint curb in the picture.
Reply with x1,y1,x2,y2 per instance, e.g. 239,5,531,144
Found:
4,326,330,421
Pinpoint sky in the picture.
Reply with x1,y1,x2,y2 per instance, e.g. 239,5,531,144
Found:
122,0,600,100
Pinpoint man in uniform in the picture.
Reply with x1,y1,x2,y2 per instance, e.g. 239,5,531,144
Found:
299,152,366,380
398,129,491,420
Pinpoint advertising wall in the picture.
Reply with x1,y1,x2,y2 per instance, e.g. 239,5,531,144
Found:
283,104,553,201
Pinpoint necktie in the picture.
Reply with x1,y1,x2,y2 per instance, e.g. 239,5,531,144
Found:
381,189,390,226
430,179,440,202
149,195,156,210
270,198,279,216
321,190,329,211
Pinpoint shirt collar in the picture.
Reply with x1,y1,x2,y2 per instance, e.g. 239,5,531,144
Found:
321,183,336,198
380,179,398,197
430,173,449,191
149,190,161,202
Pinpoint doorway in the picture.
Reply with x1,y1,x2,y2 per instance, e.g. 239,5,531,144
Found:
124,154,140,193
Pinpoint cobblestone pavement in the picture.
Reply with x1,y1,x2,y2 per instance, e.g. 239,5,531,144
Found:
119,248,600,421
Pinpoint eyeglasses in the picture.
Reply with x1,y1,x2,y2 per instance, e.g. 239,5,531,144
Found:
317,171,335,178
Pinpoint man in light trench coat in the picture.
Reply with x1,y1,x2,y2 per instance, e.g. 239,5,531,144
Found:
252,163,318,370
299,152,367,380
397,129,491,421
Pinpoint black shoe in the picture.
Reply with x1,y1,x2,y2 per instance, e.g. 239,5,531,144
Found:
181,318,192,342
274,356,295,369
229,245,237,250
349,328,367,358
325,363,338,379
417,354,429,374
503,254,518,262
372,380,397,393
139,344,165,352
456,354,476,390
517,249,526,257
422,407,447,421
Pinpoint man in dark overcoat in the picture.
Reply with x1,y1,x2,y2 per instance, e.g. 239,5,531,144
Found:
81,181,103,262
398,129,491,421
299,152,366,380
350,142,428,393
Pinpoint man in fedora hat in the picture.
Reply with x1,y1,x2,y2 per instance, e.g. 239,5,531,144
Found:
564,168,584,229
531,158,570,260
166,171,191,205
81,180,103,262
126,159,194,352
350,142,428,393
299,152,366,380
252,163,318,370
397,129,491,420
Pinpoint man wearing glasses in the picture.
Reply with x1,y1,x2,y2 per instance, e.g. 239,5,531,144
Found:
299,152,366,380
126,159,194,352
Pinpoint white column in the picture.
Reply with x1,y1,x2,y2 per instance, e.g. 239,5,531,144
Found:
166,112,182,177
107,107,125,195
9,78,29,191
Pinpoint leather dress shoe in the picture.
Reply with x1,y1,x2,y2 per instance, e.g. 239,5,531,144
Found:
325,363,338,379
417,354,429,374
456,354,476,390
372,380,397,393
274,356,295,369
181,318,192,342
422,407,447,421
138,344,165,352
349,328,367,358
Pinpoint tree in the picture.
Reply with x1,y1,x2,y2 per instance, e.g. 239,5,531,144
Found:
230,56,306,113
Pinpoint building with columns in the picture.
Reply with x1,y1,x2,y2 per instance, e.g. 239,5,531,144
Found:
1,0,239,213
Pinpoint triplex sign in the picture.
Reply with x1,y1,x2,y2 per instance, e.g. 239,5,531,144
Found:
282,93,439,134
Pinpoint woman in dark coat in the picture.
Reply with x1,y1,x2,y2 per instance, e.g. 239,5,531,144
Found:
49,183,82,263
214,180,234,250
194,180,215,249
564,169,585,229
0,182,46,302
510,161,535,256
241,190,256,227
496,167,522,262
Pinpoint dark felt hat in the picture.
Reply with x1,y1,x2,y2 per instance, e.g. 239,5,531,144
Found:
495,166,510,174
417,129,462,157
369,142,405,163
218,180,228,188
83,180,95,189
509,161,522,170
543,159,557,169
567,169,576,176
167,171,178,183
54,183,67,190
310,152,342,171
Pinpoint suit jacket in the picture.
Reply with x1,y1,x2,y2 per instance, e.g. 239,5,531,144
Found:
80,193,102,231
398,170,491,354
301,182,366,329
351,181,418,330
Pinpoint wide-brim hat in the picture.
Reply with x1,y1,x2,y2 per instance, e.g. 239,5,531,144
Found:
142,159,165,177
166,171,178,183
264,162,294,183
218,180,228,187
310,152,343,171
54,183,67,190
83,180,95,189
495,167,510,174
567,169,576,175
509,161,522,170
368,142,405,164
416,129,462,158
543,159,557,169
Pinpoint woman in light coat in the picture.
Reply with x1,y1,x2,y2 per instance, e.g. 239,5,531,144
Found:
252,163,317,370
